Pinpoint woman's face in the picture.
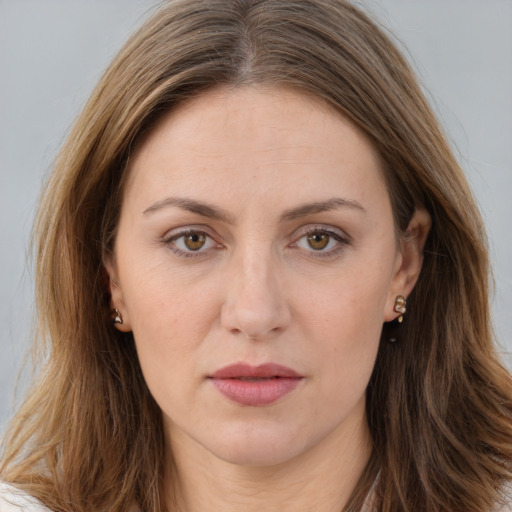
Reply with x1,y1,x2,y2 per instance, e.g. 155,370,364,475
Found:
108,86,425,466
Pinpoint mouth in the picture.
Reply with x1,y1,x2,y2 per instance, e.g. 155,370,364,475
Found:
208,363,303,406
236,377,283,381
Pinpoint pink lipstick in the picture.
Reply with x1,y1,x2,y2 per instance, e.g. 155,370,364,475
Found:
209,363,303,406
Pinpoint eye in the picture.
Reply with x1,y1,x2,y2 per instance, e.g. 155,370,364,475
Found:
294,227,348,255
165,229,219,256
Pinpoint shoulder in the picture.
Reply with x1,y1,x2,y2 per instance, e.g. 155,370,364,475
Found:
495,482,512,512
496,498,512,512
0,482,52,512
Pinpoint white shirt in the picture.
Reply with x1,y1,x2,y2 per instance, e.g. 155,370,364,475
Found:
0,483,51,512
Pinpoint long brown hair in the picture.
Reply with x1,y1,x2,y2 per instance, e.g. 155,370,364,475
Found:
1,1,511,511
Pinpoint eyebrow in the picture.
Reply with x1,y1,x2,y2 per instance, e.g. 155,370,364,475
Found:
142,196,366,222
143,197,235,223
279,197,366,222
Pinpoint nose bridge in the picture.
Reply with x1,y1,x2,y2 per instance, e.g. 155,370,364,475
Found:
221,239,290,339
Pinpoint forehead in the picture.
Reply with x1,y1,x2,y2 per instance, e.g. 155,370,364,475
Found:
123,85,388,217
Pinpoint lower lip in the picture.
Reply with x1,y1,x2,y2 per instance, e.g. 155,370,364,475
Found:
210,377,302,406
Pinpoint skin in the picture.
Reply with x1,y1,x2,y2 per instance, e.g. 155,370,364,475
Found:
107,86,430,512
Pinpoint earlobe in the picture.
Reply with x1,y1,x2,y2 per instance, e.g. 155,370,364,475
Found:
103,257,132,332
113,309,124,325
385,207,431,322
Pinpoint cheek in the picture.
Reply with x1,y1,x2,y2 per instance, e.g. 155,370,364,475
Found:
295,252,394,395
299,306,380,429
116,253,224,387
298,252,393,340
122,274,221,421
302,286,383,373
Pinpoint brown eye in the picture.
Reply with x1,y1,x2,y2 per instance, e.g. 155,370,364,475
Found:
166,229,218,256
184,232,206,251
307,232,330,250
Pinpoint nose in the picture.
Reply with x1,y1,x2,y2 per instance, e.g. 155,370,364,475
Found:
220,249,291,340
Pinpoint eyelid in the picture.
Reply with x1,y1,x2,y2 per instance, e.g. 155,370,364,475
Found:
290,224,351,256
292,223,350,241
161,225,224,257
162,224,218,240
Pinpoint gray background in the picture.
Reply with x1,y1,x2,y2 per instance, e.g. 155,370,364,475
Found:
1,0,511,431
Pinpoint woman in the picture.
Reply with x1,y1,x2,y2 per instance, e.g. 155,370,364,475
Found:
1,0,511,511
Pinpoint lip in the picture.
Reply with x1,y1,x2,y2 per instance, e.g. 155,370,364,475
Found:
209,363,303,406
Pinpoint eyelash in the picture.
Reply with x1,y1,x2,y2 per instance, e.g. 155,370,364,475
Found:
294,226,350,259
161,225,350,259
162,228,221,259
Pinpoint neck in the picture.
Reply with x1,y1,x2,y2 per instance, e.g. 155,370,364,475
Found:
164,401,372,512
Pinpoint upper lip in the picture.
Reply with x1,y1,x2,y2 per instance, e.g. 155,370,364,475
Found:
210,363,302,379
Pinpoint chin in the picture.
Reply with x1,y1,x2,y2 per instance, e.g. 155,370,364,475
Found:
200,422,312,467
212,444,302,467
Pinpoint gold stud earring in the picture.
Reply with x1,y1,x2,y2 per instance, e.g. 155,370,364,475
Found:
113,309,123,325
393,295,407,323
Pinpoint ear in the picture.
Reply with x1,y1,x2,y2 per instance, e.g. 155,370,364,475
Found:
384,207,431,322
104,255,132,332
